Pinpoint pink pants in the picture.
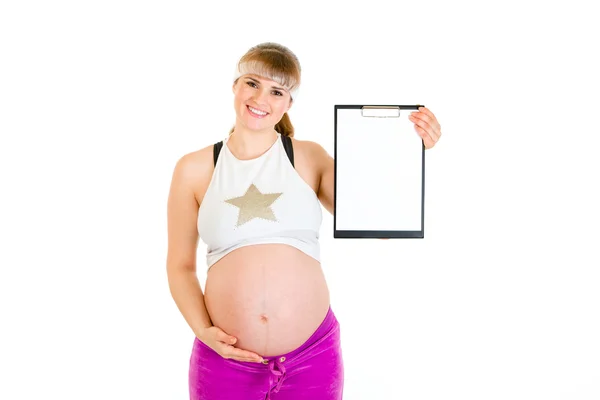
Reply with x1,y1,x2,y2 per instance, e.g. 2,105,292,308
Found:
189,306,344,399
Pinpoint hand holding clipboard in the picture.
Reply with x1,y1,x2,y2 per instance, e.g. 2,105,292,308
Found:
333,105,441,239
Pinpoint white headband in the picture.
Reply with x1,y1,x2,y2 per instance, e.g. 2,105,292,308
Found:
233,67,299,101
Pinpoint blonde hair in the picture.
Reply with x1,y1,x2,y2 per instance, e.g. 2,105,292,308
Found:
230,42,301,137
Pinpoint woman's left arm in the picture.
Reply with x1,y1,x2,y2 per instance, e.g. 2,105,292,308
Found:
316,106,442,215
316,145,335,215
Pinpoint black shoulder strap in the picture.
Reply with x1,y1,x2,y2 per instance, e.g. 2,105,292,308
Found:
213,141,223,167
213,136,294,167
281,135,294,168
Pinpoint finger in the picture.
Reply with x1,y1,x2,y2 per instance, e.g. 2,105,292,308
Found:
409,112,433,132
410,111,440,135
412,114,441,143
222,353,261,363
236,349,264,363
233,355,264,363
229,355,264,363
417,106,435,121
222,345,264,363
413,107,441,134
217,331,237,345
416,125,436,149
409,114,435,139
235,356,265,363
416,125,437,147
409,111,430,125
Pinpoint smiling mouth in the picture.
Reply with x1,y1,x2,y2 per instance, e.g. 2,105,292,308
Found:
247,105,269,117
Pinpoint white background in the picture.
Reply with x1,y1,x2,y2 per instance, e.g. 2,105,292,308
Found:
1,1,599,399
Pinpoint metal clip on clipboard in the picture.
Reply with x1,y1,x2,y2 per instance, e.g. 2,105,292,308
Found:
361,106,401,118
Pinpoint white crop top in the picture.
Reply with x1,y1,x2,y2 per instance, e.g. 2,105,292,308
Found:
197,133,322,269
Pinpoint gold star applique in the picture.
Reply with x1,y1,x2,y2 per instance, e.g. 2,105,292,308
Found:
225,184,283,227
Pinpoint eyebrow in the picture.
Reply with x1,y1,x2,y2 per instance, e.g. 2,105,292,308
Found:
246,77,287,92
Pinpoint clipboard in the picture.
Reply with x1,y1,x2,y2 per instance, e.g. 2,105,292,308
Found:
333,105,425,239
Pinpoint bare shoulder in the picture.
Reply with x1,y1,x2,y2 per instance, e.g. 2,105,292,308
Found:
175,144,214,175
289,137,331,169
170,143,215,204
290,137,334,213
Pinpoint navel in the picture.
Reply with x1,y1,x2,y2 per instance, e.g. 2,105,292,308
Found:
259,314,269,324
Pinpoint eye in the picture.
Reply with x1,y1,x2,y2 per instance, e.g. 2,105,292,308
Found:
246,81,258,88
273,91,283,96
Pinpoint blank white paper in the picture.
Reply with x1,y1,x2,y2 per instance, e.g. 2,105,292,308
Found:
335,107,423,232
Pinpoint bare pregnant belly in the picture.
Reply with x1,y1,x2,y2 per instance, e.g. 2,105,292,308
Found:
203,244,330,357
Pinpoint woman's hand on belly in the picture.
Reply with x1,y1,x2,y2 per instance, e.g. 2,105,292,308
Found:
198,325,265,363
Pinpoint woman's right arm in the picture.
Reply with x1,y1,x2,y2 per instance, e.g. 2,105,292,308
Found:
165,148,265,363
166,147,213,339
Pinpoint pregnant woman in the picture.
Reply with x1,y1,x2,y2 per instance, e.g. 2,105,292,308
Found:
166,42,442,400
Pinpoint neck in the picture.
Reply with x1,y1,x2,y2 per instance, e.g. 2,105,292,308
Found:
228,124,279,160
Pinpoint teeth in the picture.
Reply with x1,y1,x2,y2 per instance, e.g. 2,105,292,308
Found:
249,106,267,116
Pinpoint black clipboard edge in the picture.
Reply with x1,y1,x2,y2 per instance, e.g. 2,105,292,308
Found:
334,230,424,239
334,105,424,109
333,104,426,239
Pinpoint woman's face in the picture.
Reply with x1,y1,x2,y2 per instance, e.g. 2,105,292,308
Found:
232,74,293,132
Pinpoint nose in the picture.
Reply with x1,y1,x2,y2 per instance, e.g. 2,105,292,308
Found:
252,87,270,106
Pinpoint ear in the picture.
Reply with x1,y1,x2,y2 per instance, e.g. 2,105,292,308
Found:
286,98,293,112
